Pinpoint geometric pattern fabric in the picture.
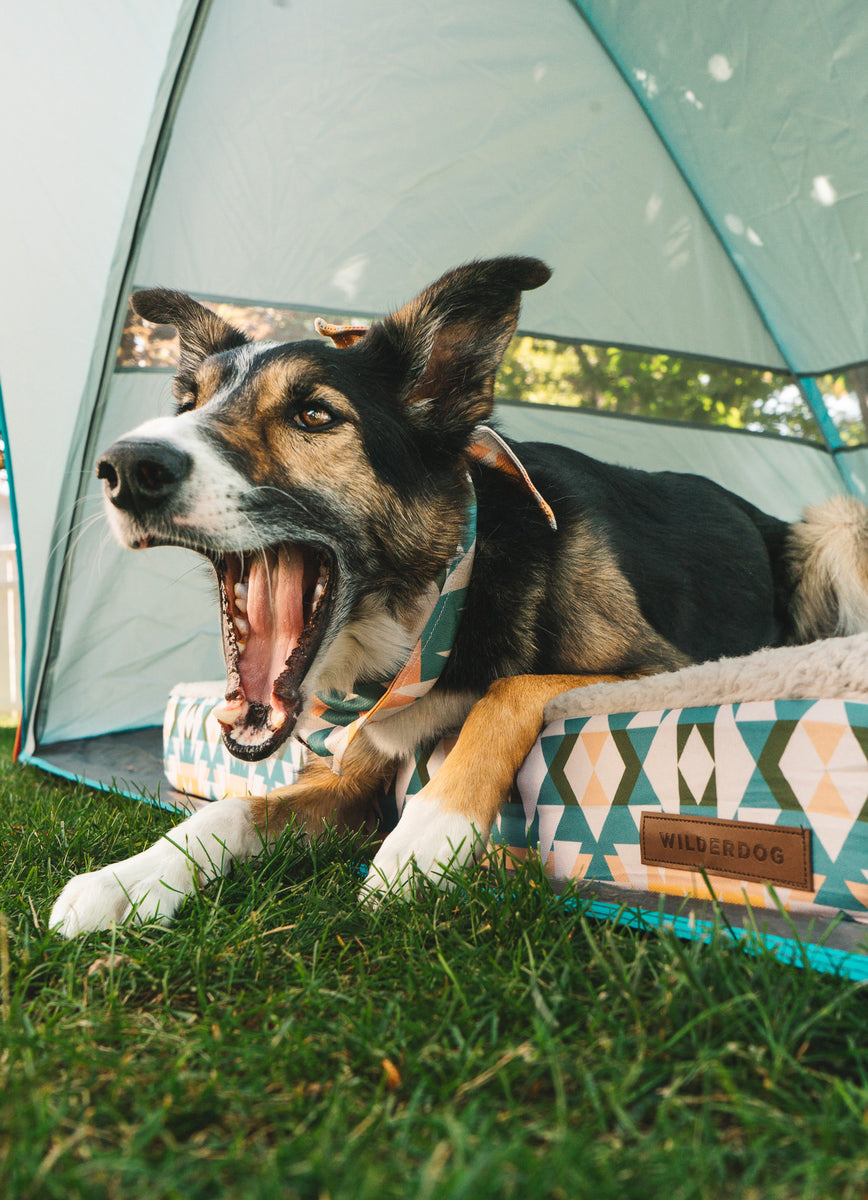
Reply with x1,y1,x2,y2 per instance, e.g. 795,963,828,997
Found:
163,685,306,803
397,699,868,921
514,698,868,919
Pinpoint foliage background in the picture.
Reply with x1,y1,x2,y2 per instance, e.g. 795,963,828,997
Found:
118,301,868,447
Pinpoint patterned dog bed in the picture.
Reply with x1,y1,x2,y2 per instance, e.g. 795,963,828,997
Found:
163,682,307,807
164,637,868,926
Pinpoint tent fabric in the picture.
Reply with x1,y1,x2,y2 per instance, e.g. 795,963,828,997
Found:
0,0,867,770
579,0,868,378
496,404,846,519
134,0,786,370
134,0,868,377
0,0,199,754
844,447,868,497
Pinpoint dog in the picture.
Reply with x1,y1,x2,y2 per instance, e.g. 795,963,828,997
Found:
49,256,868,935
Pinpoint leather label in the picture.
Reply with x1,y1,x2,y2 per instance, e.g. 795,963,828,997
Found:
639,811,813,890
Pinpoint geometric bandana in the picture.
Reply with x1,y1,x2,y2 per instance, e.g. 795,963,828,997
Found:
296,487,477,774
296,425,557,774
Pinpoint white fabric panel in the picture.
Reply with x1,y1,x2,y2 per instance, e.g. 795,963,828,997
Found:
0,1,190,739
580,0,868,374
495,404,846,522
135,0,785,369
40,373,222,744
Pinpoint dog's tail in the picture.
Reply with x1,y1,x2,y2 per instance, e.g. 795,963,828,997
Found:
788,495,868,640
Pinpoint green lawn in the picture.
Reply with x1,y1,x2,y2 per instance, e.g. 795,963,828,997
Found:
2,726,868,1199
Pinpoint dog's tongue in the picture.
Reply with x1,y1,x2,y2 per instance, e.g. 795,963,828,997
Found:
239,547,305,705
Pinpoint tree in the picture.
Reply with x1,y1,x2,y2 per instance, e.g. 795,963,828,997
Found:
496,338,830,440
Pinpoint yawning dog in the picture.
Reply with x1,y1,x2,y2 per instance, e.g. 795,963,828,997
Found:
50,256,868,935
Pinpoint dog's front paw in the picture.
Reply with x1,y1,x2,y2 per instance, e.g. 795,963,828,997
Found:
360,794,486,902
49,846,197,936
49,797,259,936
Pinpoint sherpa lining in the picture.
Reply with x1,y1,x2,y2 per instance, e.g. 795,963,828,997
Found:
544,633,868,724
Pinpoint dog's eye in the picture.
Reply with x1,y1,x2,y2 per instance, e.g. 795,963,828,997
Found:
292,405,337,430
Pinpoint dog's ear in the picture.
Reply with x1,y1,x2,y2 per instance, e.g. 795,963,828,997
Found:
375,256,551,443
130,288,249,403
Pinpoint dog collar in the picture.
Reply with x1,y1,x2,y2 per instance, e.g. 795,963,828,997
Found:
296,426,555,774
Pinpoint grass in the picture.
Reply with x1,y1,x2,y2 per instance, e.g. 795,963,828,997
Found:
2,727,868,1199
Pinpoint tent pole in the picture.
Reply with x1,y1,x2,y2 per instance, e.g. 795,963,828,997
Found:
796,376,862,495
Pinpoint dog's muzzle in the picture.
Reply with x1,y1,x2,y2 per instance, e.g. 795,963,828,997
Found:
97,439,192,514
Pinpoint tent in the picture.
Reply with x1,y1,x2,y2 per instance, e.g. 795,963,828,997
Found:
1,0,867,795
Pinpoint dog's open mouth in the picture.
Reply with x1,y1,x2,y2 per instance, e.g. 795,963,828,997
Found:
210,545,332,761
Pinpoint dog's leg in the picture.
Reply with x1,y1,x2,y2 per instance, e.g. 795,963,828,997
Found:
362,673,621,899
50,742,392,936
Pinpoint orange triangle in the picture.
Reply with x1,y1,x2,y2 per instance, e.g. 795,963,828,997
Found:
844,879,868,909
580,770,611,806
604,853,631,884
581,730,609,767
802,720,847,766
570,851,594,880
806,771,852,818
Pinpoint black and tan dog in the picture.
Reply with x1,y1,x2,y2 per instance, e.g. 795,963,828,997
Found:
50,257,868,934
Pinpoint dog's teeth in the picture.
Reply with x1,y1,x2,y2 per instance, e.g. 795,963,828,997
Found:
234,582,248,612
312,578,326,609
269,695,288,730
213,699,247,728
236,639,247,654
234,615,249,637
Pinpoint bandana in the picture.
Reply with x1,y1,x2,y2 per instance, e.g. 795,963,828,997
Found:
295,426,557,774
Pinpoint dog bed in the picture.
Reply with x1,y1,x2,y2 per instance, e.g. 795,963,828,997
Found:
163,636,868,974
526,635,868,914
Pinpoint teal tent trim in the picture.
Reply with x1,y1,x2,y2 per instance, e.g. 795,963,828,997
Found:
0,379,27,733
574,897,868,983
798,376,864,495
21,751,178,814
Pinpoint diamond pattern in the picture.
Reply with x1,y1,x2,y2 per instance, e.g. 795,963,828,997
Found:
678,724,716,803
400,697,868,919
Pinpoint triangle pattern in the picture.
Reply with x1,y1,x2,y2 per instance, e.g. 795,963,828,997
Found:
714,706,760,818
802,719,848,766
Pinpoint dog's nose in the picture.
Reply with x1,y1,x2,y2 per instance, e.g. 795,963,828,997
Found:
97,440,192,512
